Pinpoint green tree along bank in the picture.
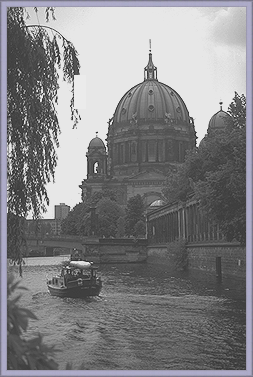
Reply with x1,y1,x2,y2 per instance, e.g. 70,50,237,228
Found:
7,7,82,370
61,192,146,238
162,92,246,244
7,7,80,267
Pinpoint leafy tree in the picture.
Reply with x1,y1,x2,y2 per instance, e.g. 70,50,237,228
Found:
162,92,246,244
195,93,246,244
61,196,124,238
89,189,117,206
61,202,90,236
162,161,193,204
7,213,27,276
116,216,126,238
96,198,125,238
227,92,246,128
7,274,85,369
134,220,146,238
62,190,122,237
7,7,80,266
125,194,145,236
7,274,58,369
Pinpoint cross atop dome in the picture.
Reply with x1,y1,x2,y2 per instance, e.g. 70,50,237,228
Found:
144,39,157,81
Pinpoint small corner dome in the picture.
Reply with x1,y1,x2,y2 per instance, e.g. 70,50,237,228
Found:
208,102,232,131
198,135,208,149
88,136,106,150
150,199,166,207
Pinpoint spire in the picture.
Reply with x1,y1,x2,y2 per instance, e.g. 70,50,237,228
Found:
219,101,223,111
144,39,157,81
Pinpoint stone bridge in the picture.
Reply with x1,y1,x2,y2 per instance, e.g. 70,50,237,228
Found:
26,235,148,262
26,235,87,255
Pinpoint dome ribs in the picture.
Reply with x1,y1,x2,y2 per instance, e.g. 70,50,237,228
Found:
113,83,140,124
163,84,189,123
136,81,147,121
155,82,167,121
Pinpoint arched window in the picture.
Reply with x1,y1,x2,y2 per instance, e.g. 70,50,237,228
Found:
93,161,99,173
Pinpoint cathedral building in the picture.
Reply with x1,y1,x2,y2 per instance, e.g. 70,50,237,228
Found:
79,49,198,206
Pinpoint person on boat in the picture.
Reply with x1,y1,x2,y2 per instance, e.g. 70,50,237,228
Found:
71,248,79,261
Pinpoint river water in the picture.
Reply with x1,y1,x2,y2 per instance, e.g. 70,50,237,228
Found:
8,256,246,371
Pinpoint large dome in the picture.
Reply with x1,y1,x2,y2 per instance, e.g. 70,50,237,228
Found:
114,80,190,124
106,50,196,178
112,53,191,126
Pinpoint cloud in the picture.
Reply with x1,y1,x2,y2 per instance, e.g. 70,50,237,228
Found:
206,7,246,47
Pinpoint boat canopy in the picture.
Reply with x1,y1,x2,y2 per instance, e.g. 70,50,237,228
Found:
69,261,92,270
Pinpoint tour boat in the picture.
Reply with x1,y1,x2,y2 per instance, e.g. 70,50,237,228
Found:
47,260,102,298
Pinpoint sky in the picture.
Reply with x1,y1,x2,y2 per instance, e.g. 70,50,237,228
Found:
24,4,247,219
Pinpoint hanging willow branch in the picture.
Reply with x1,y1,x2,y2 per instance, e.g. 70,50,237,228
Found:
7,7,81,266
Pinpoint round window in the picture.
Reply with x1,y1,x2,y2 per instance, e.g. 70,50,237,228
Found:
149,89,153,95
148,105,155,112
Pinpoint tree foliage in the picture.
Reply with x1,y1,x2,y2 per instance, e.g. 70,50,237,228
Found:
89,189,117,206
61,191,124,238
134,220,146,238
7,7,80,264
162,92,246,244
7,274,85,370
195,93,246,244
116,216,126,238
125,194,145,236
61,202,90,236
96,198,125,238
7,274,59,369
7,213,27,274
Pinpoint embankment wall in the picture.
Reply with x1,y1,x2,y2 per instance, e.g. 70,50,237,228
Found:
147,242,246,278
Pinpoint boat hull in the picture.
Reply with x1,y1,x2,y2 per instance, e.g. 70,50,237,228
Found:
47,283,102,298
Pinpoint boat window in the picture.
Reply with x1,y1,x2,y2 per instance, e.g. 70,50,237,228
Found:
73,269,81,276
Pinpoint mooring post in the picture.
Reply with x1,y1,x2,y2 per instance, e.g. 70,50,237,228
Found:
216,256,222,280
